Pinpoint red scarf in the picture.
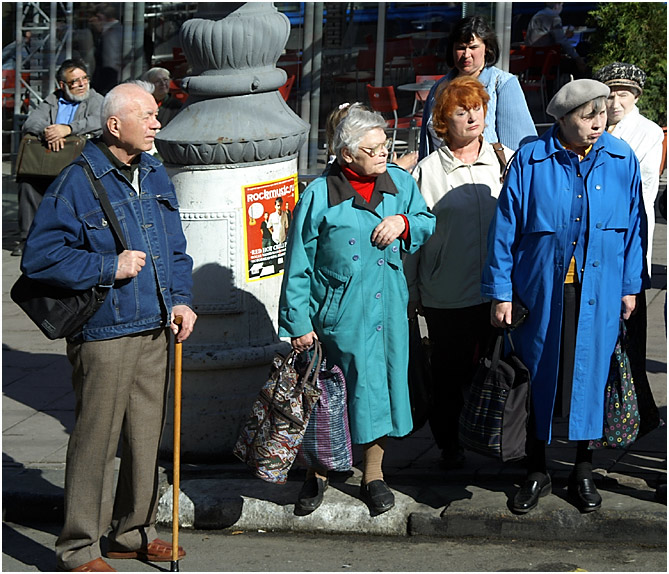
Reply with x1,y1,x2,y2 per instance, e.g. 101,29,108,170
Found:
341,164,376,203
340,164,409,241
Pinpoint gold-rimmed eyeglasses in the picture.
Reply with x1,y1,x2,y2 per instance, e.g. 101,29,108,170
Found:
64,75,89,88
359,139,391,157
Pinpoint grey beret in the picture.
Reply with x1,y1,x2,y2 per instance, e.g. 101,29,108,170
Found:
546,79,610,119
593,62,646,95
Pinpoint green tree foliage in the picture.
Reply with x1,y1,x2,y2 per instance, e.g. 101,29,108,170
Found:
587,2,667,126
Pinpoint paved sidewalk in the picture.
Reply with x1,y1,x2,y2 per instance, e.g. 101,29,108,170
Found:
2,165,667,545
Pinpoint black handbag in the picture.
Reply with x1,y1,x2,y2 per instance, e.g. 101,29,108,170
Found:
459,330,531,462
11,161,127,340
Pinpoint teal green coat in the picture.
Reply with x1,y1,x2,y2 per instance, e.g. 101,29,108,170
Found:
278,163,435,444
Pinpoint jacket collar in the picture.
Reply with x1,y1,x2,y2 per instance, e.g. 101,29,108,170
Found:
436,137,499,174
326,161,398,214
530,124,628,162
81,138,162,181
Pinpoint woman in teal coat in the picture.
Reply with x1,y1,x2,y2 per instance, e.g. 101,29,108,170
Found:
482,80,645,515
279,105,435,516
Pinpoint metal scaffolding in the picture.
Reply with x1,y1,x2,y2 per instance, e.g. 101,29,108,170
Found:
6,2,73,154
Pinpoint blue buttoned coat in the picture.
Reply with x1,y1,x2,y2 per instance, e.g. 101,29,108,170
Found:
278,163,435,444
481,127,645,442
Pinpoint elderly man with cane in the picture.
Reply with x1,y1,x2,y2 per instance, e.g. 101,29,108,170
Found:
21,82,197,572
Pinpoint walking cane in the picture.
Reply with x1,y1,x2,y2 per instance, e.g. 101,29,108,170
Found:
171,316,183,572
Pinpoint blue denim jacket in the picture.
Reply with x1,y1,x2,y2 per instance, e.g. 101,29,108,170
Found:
21,141,193,341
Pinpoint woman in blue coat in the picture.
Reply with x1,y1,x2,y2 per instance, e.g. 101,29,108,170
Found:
482,80,645,515
279,105,435,516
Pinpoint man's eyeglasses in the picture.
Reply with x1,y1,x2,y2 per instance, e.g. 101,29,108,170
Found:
359,139,391,157
64,76,89,88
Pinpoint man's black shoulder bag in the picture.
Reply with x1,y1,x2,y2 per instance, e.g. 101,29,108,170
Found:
10,160,127,340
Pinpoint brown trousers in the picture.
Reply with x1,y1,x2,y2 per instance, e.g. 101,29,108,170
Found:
56,329,170,570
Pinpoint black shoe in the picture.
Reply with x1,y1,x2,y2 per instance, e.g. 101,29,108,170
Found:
439,446,465,470
360,480,395,515
11,241,24,256
568,475,602,513
295,476,328,515
511,473,552,514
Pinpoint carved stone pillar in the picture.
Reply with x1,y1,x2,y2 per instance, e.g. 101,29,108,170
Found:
157,2,309,462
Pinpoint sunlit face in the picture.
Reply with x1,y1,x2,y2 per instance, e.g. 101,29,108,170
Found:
559,101,607,151
60,67,90,102
342,128,389,177
151,73,171,101
605,87,639,126
117,90,161,155
453,35,486,76
446,104,485,145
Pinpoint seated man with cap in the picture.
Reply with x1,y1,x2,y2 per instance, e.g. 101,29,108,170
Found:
482,79,646,515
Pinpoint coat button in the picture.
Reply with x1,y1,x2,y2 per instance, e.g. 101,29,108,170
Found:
589,299,595,305
593,261,600,267
375,292,381,299
377,259,384,266
376,325,382,331
349,238,356,245
596,222,602,229
596,185,601,190
392,245,398,252
352,255,359,261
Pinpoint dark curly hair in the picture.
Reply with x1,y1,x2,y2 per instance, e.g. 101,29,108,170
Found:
56,59,89,84
445,16,500,69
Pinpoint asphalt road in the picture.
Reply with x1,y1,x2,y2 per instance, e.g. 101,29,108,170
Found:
2,522,666,572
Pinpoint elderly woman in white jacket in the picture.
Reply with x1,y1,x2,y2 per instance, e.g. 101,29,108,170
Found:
405,75,512,468
593,62,664,450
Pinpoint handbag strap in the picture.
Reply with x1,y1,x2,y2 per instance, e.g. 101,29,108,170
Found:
299,339,323,391
76,159,128,252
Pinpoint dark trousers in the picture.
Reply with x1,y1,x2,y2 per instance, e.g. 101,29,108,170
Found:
423,303,493,451
17,177,52,240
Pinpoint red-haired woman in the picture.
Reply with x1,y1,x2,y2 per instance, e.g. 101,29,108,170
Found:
406,75,512,468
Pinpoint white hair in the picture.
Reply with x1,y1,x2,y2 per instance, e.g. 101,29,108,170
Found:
101,82,153,128
334,103,387,162
141,67,171,83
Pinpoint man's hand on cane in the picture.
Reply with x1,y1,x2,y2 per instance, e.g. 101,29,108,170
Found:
172,305,197,343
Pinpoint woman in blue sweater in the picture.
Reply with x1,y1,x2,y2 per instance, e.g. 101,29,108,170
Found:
419,16,536,160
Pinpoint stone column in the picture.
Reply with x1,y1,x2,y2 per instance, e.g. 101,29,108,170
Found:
156,2,309,462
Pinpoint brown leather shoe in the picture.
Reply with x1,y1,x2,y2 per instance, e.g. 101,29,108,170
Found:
106,538,186,563
66,557,117,572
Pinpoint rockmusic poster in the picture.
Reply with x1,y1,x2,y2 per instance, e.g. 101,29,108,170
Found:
242,174,298,282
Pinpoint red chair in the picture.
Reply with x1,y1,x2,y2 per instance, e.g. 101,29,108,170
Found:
412,55,439,76
278,74,295,101
519,49,560,119
2,69,30,109
333,50,376,99
412,74,444,119
169,79,188,103
384,38,413,83
366,84,413,155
